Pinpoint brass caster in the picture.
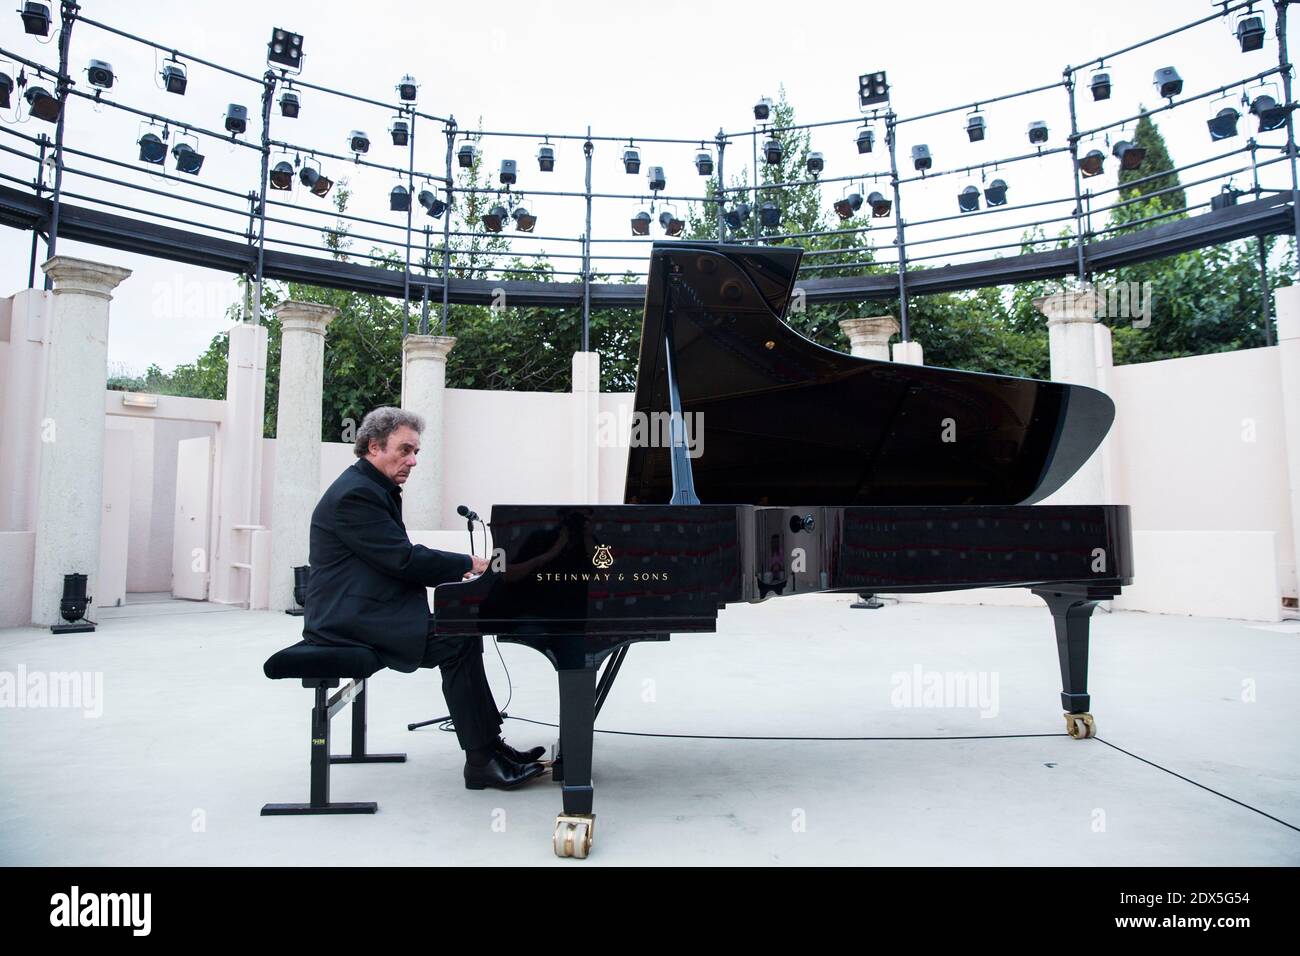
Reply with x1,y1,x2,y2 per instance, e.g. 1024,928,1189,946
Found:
1064,712,1096,739
553,813,595,859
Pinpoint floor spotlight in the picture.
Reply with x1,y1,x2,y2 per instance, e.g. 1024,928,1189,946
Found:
24,86,60,123
1251,94,1287,132
868,191,892,217
267,28,303,70
1078,148,1105,177
418,189,446,217
161,58,187,95
51,573,93,634
631,210,651,236
695,149,713,175
225,104,249,135
511,205,536,232
537,143,555,172
623,147,641,174
390,185,410,212
856,124,875,154
269,160,294,190
137,131,167,165
20,1,50,36
958,185,981,213
858,71,889,106
390,117,409,146
482,204,506,232
647,166,666,191
1207,106,1240,141
1112,140,1146,171
172,141,205,175
1154,66,1183,99
1089,69,1112,101
984,178,1008,206
348,130,370,154
1237,15,1265,53
806,152,824,176
87,60,115,90
966,112,985,142
659,209,684,235
833,191,863,220
457,142,477,167
1027,120,1048,145
911,144,931,171
279,89,300,118
759,200,781,228
0,72,11,109
763,138,783,164
397,74,418,102
754,96,773,121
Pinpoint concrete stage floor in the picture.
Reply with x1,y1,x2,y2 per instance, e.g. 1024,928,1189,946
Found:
1,594,1297,866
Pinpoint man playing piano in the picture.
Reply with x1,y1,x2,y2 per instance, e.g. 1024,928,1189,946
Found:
303,406,548,790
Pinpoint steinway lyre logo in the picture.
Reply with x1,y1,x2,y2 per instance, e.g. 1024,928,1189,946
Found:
592,544,614,569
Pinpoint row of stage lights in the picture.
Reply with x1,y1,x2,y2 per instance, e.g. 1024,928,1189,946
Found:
2,5,1285,233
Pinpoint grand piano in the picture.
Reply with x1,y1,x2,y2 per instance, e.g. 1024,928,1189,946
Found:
433,240,1133,858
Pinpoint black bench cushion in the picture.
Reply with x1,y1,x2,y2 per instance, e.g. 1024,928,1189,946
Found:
264,641,384,680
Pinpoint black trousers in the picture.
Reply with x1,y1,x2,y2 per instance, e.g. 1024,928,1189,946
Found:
419,618,502,751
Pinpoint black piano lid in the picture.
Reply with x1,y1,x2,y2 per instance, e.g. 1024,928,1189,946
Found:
623,241,1115,508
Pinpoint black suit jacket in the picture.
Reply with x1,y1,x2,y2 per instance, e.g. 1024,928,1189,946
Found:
303,457,472,672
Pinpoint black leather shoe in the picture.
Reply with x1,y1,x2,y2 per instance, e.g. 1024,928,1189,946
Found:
495,738,547,764
464,752,547,791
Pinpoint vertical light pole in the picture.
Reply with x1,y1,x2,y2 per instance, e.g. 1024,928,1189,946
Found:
251,69,278,325
885,110,909,341
715,129,727,241
1064,66,1087,286
1274,0,1300,278
441,121,455,335
582,130,593,352
42,1,77,288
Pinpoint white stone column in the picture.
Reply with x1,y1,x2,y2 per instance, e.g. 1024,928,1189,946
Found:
209,321,268,605
400,334,455,530
891,340,924,365
0,289,52,534
268,301,337,611
839,316,898,360
1274,285,1300,601
1035,284,1107,503
572,351,601,503
30,256,132,626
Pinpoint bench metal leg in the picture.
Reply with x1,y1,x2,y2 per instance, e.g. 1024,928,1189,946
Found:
331,679,407,765
262,684,379,816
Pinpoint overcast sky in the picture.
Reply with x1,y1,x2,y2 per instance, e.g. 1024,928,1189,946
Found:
1,0,1292,374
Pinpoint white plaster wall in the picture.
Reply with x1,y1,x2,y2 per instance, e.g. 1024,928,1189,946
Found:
0,291,51,535
0,532,36,628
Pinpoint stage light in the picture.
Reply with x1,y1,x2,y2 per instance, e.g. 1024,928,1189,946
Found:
759,200,780,228
833,191,862,220
390,117,409,146
397,74,418,102
390,185,410,212
622,146,640,173
695,149,713,175
1238,15,1265,52
537,144,555,171
172,141,204,175
806,152,824,175
868,191,892,217
647,165,665,191
958,186,980,213
1251,94,1287,132
1207,107,1240,140
858,70,889,106
457,142,477,167
161,59,187,95
1078,148,1105,177
24,86,60,124
856,124,874,154
267,28,303,70
511,205,536,232
500,159,517,185
630,210,651,236
1154,66,1182,99
1210,185,1240,211
0,72,13,110
269,161,294,190
911,144,931,171
482,204,506,232
418,189,446,217
659,210,684,235
279,89,300,117
754,96,773,121
1112,140,1145,171
763,138,782,164
984,178,1008,206
1027,120,1048,145
137,132,167,165
723,202,750,231
52,573,92,635
20,1,49,36
225,104,249,135
310,173,332,197
348,130,370,154
966,113,985,142
87,60,114,90
299,164,332,197
1089,70,1111,101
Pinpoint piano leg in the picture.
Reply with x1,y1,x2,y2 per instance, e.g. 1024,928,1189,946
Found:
553,665,597,858
1033,587,1101,739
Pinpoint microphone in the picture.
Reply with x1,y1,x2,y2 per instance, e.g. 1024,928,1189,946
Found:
456,504,480,522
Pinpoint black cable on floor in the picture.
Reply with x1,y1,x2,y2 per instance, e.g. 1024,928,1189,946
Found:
1095,736,1300,834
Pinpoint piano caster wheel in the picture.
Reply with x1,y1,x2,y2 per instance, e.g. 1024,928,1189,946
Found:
1064,712,1096,739
553,814,595,859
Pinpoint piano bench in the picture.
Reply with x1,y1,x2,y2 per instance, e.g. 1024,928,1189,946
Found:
260,641,406,817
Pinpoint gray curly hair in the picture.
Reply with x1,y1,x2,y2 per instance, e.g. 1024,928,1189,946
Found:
353,406,425,457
